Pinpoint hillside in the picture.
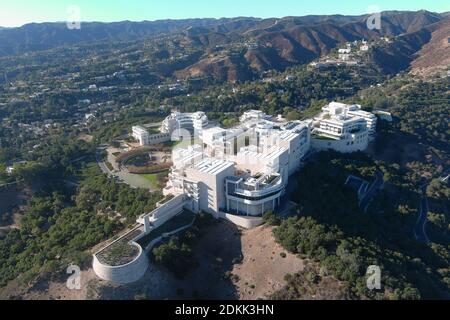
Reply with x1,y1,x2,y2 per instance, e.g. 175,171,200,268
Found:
368,26,434,74
0,18,257,57
411,19,450,76
176,11,448,82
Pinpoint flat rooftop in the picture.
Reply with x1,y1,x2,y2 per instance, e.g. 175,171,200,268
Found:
279,131,299,142
202,126,226,135
136,210,196,249
321,115,365,125
194,158,235,175
348,109,377,118
238,146,288,162
174,145,203,163
132,125,148,132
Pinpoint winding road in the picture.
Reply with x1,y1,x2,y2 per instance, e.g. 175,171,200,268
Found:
413,168,449,244
360,170,384,213
0,180,23,189
414,184,430,244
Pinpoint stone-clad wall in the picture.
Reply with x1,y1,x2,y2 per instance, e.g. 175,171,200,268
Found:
93,211,197,284
138,194,187,231
311,136,368,153
92,243,149,284
219,212,263,229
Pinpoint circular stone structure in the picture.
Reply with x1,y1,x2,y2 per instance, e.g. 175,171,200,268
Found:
93,241,149,284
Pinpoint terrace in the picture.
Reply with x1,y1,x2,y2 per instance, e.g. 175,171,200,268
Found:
136,210,197,249
311,133,337,141
227,172,283,200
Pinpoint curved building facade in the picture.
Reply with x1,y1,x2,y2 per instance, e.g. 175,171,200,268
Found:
225,173,284,217
161,111,209,140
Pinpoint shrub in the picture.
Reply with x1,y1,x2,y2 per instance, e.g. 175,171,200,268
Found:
262,211,280,226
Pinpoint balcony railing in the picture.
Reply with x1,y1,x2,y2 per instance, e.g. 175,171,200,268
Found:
230,175,283,199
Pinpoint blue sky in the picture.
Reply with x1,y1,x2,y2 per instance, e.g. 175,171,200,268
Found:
0,0,449,27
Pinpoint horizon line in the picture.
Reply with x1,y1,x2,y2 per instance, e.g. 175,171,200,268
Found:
1,8,447,29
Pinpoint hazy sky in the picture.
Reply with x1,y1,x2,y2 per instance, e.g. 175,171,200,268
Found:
1,0,449,27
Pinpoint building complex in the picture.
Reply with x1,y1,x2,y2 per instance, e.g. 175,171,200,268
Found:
132,102,377,222
160,109,314,218
93,102,378,283
133,102,377,223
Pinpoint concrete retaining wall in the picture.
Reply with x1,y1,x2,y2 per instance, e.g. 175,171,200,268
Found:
144,219,196,253
93,213,197,284
138,194,187,231
219,212,264,229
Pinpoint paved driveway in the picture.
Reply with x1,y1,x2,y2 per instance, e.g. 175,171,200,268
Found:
414,185,430,244
360,170,384,212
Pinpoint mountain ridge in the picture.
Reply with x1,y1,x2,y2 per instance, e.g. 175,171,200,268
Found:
0,10,444,56
175,11,447,81
1,10,448,82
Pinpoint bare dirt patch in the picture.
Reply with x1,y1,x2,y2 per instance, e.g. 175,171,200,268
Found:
0,269,97,300
231,225,304,299
77,133,93,143
270,263,352,300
